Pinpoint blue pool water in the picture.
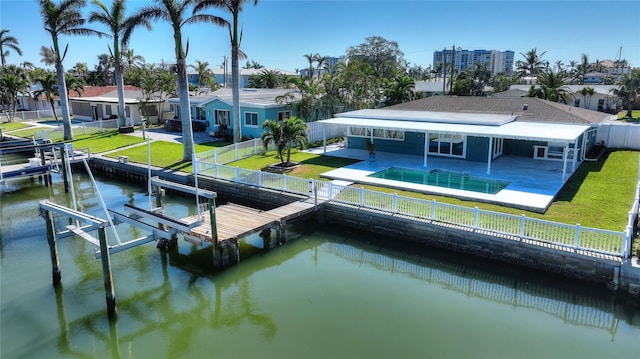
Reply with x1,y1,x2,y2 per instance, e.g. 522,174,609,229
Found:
368,167,510,194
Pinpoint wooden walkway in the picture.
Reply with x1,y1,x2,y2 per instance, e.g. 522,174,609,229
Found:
185,197,323,243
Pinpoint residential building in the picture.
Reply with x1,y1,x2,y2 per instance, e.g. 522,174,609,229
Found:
433,48,514,76
167,88,300,139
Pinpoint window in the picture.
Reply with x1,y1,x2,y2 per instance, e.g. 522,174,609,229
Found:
215,110,230,126
278,111,291,121
597,99,604,111
574,99,580,107
428,133,465,158
125,106,130,117
348,127,404,141
105,104,112,115
244,112,258,127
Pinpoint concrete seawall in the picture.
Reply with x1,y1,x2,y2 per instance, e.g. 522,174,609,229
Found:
85,157,640,299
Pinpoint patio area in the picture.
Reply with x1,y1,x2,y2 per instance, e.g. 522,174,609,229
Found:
306,144,577,213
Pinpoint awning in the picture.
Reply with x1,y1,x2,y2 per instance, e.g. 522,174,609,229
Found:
318,117,590,143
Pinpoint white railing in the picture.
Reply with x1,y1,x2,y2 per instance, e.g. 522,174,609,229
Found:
33,119,119,141
195,138,266,165
192,159,629,258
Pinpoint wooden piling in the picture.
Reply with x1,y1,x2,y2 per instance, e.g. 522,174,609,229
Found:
44,209,62,285
60,145,69,193
98,226,117,316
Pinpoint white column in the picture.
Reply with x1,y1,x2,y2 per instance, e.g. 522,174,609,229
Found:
571,140,579,172
562,143,569,182
423,132,429,167
486,137,493,175
322,125,327,154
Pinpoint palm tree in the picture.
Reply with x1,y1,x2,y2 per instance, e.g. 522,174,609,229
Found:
0,29,22,67
384,75,415,105
260,116,307,165
189,59,211,88
577,87,595,109
89,0,153,128
137,0,227,161
515,48,547,78
248,68,281,88
38,0,105,141
0,65,30,122
611,69,640,118
529,69,573,104
195,0,260,144
33,69,61,125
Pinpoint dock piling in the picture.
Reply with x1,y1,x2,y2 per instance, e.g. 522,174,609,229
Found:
44,209,62,286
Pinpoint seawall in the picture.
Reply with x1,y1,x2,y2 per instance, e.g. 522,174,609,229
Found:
85,157,640,299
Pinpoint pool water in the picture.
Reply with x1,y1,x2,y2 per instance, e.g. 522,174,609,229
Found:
368,167,510,194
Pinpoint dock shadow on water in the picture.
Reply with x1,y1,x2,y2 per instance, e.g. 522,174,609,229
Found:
2,173,640,359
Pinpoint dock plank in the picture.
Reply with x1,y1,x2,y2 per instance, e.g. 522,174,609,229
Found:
184,199,321,243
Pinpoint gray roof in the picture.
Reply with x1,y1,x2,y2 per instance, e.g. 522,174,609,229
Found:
168,88,299,108
384,96,614,125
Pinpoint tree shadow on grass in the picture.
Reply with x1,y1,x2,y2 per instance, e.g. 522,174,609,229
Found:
164,160,192,172
553,150,609,202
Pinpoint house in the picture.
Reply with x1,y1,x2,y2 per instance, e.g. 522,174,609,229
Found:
501,84,621,113
68,86,166,125
187,68,298,89
317,96,616,183
166,88,300,139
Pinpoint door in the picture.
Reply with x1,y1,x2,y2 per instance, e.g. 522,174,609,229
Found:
492,138,503,159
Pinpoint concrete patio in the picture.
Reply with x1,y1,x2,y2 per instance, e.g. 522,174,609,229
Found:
306,143,579,212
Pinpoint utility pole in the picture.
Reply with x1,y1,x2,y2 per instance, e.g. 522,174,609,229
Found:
442,47,447,95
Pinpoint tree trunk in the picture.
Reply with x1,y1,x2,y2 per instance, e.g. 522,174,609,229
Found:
56,61,73,141
232,45,241,143
176,59,194,162
114,61,127,127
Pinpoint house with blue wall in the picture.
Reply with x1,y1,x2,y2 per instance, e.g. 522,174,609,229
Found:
167,88,300,139
317,96,615,182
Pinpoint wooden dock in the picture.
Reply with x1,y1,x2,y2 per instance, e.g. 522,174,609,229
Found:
185,197,322,243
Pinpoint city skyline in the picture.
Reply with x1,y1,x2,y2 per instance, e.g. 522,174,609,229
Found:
1,0,639,73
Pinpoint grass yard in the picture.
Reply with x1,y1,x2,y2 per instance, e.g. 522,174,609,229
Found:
0,122,33,132
69,131,145,153
230,148,639,231
617,110,640,122
106,139,230,172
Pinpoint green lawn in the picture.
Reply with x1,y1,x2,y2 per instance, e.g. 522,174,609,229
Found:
106,139,230,172
0,122,33,132
69,131,146,153
617,110,640,122
229,149,639,231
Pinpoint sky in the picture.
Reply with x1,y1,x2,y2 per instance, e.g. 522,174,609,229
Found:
1,0,639,73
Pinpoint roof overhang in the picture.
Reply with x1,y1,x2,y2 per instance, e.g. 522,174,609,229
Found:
318,117,590,143
69,96,162,104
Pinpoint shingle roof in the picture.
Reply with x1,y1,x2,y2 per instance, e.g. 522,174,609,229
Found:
69,85,141,98
385,96,612,125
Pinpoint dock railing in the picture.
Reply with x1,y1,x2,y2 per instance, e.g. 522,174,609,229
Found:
194,142,637,258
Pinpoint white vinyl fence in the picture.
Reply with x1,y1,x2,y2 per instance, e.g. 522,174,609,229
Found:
194,140,635,258
306,122,346,143
33,119,119,141
596,122,640,150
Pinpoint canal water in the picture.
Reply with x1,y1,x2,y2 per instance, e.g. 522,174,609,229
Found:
1,172,639,359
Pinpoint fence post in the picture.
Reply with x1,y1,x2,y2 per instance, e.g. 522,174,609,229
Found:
309,178,314,193
235,166,240,182
392,193,397,213
234,143,239,161
574,223,581,250
258,170,263,188
214,149,219,164
327,182,333,200
254,138,258,154
519,214,526,240
82,123,86,135
431,199,436,219
282,174,287,191
359,187,364,207
623,226,632,258
473,207,479,229
215,163,219,178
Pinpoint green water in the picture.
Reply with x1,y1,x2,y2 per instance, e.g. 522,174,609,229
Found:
1,173,639,359
369,167,510,194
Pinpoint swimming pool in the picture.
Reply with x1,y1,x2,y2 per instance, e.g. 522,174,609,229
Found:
368,167,510,194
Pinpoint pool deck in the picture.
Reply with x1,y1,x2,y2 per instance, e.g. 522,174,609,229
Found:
306,144,579,212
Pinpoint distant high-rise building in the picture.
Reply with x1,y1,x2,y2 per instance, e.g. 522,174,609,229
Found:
433,48,514,76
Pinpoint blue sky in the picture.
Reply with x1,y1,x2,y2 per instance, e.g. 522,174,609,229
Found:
1,0,639,73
